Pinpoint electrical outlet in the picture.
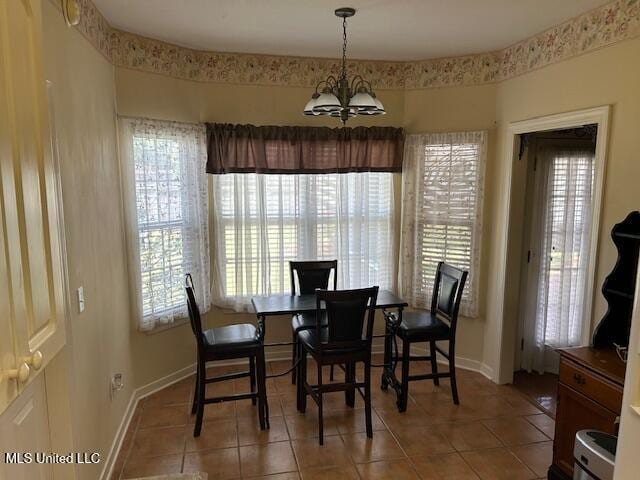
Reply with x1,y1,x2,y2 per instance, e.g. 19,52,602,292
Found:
110,373,124,398
77,286,85,313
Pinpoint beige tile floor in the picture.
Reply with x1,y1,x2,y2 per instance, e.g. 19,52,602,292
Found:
111,356,554,480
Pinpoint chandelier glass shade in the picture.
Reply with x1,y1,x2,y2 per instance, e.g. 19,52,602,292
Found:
303,8,385,124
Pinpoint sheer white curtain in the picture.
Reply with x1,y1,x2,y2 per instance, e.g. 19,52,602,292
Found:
211,172,395,311
400,131,487,317
522,143,594,372
120,118,210,331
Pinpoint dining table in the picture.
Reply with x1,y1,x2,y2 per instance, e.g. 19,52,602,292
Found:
250,289,408,401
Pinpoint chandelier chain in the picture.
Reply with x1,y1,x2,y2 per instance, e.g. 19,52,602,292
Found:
341,16,348,80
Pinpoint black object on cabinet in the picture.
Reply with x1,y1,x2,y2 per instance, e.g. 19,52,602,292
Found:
592,210,640,348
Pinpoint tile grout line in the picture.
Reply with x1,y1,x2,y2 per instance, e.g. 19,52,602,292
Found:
118,360,552,479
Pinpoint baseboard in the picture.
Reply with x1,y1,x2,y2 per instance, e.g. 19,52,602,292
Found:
100,363,197,480
99,389,138,480
101,345,492,479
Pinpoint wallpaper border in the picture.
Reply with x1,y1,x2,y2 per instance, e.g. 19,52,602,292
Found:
71,0,640,90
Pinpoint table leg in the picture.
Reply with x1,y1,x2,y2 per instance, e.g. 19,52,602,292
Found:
381,320,392,391
381,307,404,411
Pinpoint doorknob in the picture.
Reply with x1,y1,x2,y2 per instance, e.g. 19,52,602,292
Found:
23,351,43,370
5,363,30,384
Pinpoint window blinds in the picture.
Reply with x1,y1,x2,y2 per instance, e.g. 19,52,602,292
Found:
120,118,210,331
211,171,395,311
401,131,487,317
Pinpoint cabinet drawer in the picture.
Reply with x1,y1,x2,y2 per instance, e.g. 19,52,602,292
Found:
559,358,623,412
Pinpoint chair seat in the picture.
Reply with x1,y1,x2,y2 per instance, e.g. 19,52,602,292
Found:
298,328,365,356
202,324,261,352
292,311,328,333
396,312,450,340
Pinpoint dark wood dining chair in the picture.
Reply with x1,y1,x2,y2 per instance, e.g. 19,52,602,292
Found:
185,273,268,436
297,286,378,445
386,262,467,412
289,260,337,384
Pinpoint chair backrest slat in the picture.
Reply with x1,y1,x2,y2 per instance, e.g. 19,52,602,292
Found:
185,273,205,348
430,262,468,335
315,287,378,353
290,260,337,295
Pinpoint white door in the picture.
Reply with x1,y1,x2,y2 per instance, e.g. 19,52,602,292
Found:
519,138,595,373
0,0,67,413
0,376,52,480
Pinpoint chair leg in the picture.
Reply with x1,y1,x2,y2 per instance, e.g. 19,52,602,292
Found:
364,358,373,438
429,341,440,386
329,364,334,381
291,329,298,385
449,344,459,405
193,358,206,437
345,362,355,407
250,355,257,406
399,338,410,412
317,362,324,445
191,360,199,415
299,349,307,413
256,349,269,430
296,343,304,412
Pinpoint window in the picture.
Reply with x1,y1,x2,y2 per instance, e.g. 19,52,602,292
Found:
401,131,487,317
211,172,395,310
121,118,210,330
535,148,594,349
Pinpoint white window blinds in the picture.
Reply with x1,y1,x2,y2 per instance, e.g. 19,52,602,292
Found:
211,171,395,311
401,131,487,317
120,118,210,331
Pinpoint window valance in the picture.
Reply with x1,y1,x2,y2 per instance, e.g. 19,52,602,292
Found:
206,123,404,174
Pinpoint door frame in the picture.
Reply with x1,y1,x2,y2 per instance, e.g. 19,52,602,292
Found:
494,105,610,384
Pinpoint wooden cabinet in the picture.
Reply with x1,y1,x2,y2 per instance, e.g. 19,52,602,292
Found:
549,347,625,479
0,0,67,415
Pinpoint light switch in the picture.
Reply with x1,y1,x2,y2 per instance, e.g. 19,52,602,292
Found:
77,286,85,313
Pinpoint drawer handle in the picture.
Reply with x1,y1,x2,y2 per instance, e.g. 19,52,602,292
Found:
573,372,587,385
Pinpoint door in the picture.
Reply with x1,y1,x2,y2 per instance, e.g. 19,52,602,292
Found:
519,138,595,373
0,376,52,480
0,0,67,413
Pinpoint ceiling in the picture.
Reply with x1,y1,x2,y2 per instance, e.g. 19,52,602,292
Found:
93,0,611,61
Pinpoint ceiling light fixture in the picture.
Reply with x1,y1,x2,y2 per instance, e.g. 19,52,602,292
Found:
303,7,385,124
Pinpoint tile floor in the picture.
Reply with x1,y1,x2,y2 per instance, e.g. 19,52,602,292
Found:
512,371,558,417
111,357,554,480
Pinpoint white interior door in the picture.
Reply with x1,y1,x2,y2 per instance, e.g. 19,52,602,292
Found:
520,139,595,373
0,375,52,480
0,0,67,412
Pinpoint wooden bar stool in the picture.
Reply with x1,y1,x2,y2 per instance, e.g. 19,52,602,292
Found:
289,260,337,384
297,286,378,445
185,274,269,436
384,262,467,411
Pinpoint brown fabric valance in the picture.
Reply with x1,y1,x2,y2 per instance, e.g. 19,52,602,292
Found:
206,123,404,174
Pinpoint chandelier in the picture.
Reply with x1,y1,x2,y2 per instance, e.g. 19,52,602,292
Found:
303,7,385,124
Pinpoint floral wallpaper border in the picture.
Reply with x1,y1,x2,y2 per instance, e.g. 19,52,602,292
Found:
71,0,640,90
